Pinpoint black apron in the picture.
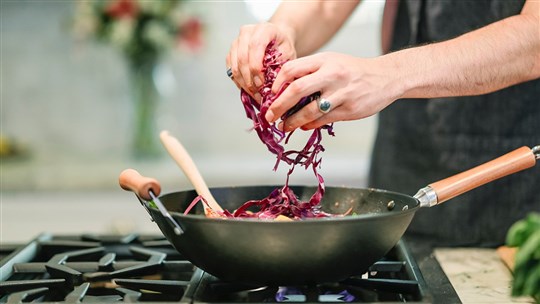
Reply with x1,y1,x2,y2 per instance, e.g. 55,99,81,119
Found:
368,0,540,247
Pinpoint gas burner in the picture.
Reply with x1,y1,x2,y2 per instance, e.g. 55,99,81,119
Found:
192,241,429,303
0,234,459,303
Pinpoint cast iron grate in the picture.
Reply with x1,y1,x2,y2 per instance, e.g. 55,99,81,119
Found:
0,234,198,303
191,239,431,303
0,234,434,303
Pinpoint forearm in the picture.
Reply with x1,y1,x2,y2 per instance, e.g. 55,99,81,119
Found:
391,1,540,99
270,0,360,57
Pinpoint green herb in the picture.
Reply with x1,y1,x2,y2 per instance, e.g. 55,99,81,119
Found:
506,212,540,302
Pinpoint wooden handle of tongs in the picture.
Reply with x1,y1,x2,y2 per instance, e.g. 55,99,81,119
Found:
159,130,224,213
429,146,538,204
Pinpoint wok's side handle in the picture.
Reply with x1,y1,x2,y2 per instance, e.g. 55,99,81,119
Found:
426,146,537,206
119,169,161,201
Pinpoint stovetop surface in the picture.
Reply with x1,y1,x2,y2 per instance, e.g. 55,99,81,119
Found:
0,233,460,303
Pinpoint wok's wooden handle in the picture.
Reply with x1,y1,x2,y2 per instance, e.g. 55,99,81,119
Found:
429,146,536,204
119,169,161,201
159,130,224,213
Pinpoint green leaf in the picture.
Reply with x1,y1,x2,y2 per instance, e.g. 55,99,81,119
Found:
508,213,540,300
507,213,540,247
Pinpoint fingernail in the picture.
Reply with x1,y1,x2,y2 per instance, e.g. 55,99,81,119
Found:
265,110,275,123
254,93,261,102
254,76,263,87
283,123,295,132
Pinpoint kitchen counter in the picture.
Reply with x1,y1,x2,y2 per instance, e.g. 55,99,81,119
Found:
434,248,534,303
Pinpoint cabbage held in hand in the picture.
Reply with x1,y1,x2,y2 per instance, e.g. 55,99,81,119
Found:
232,41,335,220
186,42,337,220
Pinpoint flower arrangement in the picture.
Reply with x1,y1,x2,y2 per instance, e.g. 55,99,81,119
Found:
72,0,204,62
71,0,205,158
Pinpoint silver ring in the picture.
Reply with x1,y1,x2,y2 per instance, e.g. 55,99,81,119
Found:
226,67,233,78
317,97,331,114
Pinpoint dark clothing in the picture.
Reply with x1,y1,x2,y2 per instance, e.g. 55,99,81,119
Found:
368,0,540,247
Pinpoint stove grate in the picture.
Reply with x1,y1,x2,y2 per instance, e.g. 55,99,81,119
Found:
0,234,443,303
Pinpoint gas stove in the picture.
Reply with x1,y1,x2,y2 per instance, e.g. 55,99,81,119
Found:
0,234,459,303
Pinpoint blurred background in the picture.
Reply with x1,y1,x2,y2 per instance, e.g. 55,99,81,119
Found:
1,0,383,242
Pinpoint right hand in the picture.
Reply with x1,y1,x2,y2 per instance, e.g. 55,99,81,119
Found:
226,22,297,103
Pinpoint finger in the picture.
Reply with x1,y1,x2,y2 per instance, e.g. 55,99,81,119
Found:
248,26,286,103
281,94,341,132
249,24,294,88
300,105,342,130
271,57,320,94
248,27,272,89
225,51,239,88
236,26,260,96
266,70,327,123
232,41,263,102
302,92,346,130
229,38,246,90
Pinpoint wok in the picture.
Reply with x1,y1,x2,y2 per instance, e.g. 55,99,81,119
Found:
120,145,539,285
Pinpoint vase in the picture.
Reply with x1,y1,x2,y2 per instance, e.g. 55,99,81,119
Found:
127,55,161,159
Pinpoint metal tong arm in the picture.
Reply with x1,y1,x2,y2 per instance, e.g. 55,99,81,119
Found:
119,169,183,235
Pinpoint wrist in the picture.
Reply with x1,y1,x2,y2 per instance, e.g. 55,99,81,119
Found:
378,52,415,102
384,47,436,100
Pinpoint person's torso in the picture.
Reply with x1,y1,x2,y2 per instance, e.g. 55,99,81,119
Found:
369,0,540,247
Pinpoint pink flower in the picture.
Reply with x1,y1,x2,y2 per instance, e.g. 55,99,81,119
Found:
105,0,138,19
177,17,203,52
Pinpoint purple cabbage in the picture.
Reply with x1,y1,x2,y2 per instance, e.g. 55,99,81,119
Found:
231,41,335,220
183,41,335,220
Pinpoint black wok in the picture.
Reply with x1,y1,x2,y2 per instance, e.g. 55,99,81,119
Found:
120,145,539,285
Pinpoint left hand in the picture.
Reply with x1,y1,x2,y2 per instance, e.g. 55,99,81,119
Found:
265,52,402,131
226,22,297,103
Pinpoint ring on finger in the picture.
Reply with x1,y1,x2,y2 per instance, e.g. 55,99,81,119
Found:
226,67,233,78
317,97,332,114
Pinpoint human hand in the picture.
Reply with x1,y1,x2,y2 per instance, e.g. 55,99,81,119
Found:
226,22,297,102
265,52,402,131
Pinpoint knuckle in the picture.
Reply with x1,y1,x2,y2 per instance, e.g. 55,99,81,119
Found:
279,62,294,78
334,68,349,81
250,66,262,77
239,24,252,34
245,80,258,94
272,101,287,113
248,37,263,50
286,81,303,96
244,80,256,92
340,101,354,112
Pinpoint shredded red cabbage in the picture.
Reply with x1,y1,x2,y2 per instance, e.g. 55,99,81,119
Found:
184,41,335,220
234,41,335,219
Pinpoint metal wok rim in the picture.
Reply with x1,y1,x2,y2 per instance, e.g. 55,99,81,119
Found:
151,185,421,223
